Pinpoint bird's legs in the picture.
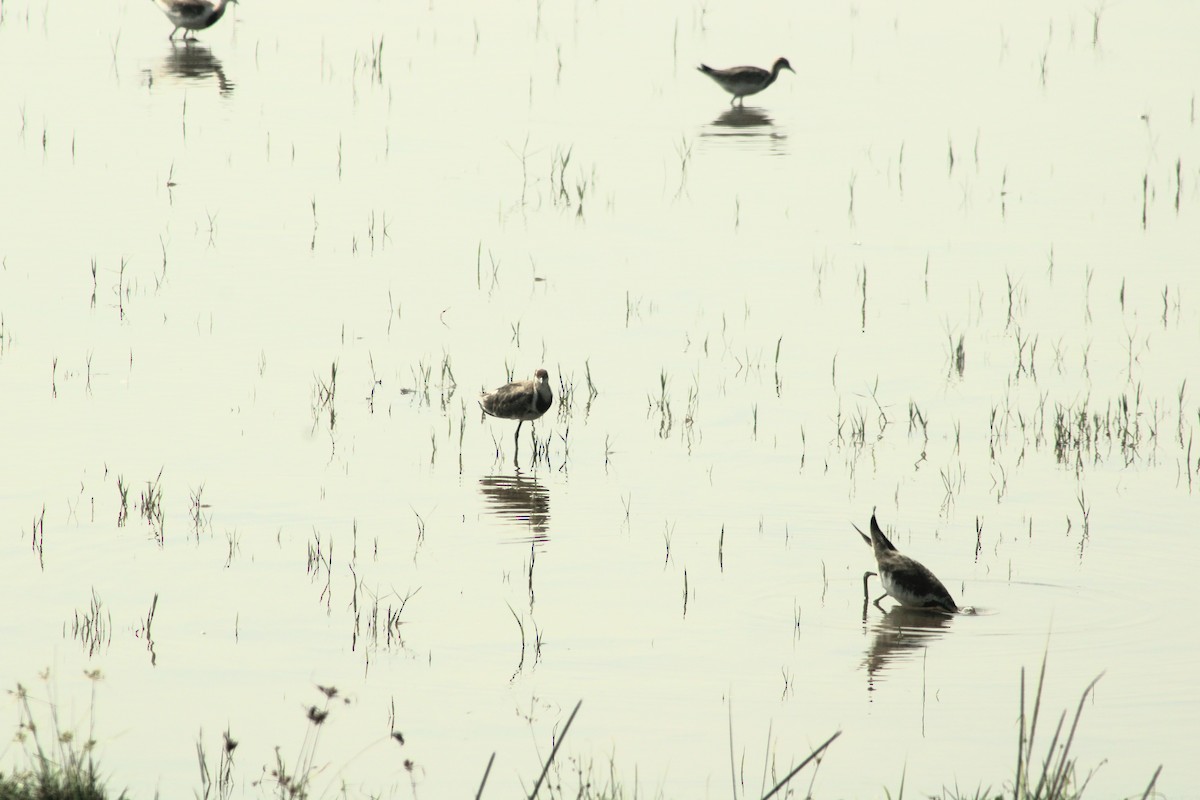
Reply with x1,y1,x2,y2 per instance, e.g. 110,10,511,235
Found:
862,570,876,602
509,421,524,468
861,571,876,621
511,420,541,468
861,571,889,612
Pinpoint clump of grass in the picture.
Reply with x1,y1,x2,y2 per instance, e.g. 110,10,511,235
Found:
1,665,1163,800
648,369,673,439
255,685,375,800
115,476,129,528
195,727,238,800
70,589,112,658
931,653,1163,800
310,360,338,431
1009,654,1104,800
189,483,212,540
138,467,165,545
555,369,575,422
1,671,124,800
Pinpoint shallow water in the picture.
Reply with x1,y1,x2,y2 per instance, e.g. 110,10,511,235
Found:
2,0,1198,796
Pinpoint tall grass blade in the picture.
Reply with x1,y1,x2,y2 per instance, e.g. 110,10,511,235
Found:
528,699,582,800
760,730,841,800
475,751,496,799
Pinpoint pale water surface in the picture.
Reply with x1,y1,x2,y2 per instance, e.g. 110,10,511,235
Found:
1,0,1198,797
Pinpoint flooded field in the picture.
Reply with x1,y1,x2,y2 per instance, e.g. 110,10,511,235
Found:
1,0,1197,796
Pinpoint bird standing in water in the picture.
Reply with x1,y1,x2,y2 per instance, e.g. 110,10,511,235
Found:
697,57,794,106
153,0,237,41
854,514,958,612
479,369,553,454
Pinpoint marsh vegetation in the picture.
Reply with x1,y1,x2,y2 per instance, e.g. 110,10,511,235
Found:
1,0,1196,796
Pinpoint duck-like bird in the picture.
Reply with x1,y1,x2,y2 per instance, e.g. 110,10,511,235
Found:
479,369,553,451
697,57,794,106
153,0,237,41
854,514,958,612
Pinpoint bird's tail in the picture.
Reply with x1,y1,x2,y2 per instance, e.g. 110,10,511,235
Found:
868,515,899,552
697,64,713,74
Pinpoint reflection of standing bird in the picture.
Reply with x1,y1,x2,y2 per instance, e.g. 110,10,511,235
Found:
478,473,551,543
153,0,237,41
479,369,553,451
698,57,794,106
854,514,957,612
157,43,235,95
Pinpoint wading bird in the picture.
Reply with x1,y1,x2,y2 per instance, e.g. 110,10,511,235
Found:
153,0,237,41
697,57,794,106
479,369,553,454
854,514,957,612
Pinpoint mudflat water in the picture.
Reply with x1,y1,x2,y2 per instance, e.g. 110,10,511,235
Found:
2,0,1197,796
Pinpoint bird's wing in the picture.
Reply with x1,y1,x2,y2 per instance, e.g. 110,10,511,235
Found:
723,65,771,80
169,1,212,19
481,380,533,417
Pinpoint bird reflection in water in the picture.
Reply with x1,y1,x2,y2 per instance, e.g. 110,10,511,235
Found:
478,472,550,545
700,107,787,154
712,106,775,128
148,44,234,96
861,580,954,690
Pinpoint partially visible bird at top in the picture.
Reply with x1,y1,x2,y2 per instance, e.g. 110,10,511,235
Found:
697,57,794,106
153,0,237,41
854,514,958,613
479,369,553,453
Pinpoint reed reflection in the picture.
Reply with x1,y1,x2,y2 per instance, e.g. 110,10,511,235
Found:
478,472,550,545
150,43,234,96
699,107,787,154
